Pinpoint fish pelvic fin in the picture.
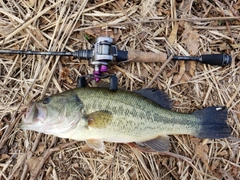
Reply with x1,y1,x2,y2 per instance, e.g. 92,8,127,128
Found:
86,139,105,153
137,135,170,152
193,106,231,139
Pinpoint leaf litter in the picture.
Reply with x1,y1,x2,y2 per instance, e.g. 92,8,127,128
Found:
0,0,240,179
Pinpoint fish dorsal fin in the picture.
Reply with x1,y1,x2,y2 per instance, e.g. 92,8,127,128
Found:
86,139,105,152
86,111,113,128
134,89,173,109
139,135,170,152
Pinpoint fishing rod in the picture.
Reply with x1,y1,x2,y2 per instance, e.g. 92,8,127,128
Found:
0,36,232,90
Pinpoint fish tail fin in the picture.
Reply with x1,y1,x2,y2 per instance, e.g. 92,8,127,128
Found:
193,106,231,139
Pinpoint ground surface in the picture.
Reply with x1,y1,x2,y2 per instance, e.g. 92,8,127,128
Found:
0,0,239,179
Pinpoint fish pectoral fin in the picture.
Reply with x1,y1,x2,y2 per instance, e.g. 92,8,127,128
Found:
139,135,170,152
86,139,105,152
86,111,113,129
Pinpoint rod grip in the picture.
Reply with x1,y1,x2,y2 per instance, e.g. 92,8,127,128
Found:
201,54,232,66
122,51,167,63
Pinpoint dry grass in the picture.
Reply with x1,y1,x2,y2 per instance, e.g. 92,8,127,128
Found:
0,0,240,179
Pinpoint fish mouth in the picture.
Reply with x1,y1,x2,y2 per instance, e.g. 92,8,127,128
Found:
21,102,47,128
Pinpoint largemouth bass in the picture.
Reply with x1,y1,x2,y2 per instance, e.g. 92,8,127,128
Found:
21,87,231,152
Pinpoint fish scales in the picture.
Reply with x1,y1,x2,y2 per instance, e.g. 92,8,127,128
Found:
21,87,231,152
73,88,199,141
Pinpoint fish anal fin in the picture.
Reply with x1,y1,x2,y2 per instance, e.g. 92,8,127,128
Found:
128,143,155,153
86,110,113,129
86,139,105,153
139,135,170,152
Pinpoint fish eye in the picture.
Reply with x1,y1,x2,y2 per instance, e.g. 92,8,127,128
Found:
43,97,51,104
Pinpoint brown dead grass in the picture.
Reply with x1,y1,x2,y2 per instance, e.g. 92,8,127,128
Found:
0,0,240,179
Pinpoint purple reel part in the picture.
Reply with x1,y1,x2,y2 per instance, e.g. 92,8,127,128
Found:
100,65,108,73
93,65,108,82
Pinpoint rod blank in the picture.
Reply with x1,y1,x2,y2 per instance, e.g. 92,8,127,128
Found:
0,49,231,66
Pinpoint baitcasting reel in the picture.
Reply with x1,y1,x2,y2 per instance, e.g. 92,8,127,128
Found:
75,36,120,90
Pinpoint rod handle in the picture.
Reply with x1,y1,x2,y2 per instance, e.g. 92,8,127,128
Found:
201,54,232,66
116,50,167,63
